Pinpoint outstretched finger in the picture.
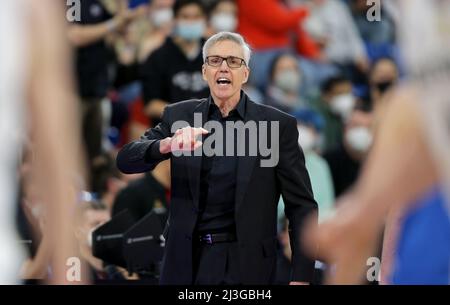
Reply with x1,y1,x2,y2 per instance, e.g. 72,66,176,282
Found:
192,127,209,137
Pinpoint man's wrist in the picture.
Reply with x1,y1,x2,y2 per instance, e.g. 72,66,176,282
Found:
159,137,171,154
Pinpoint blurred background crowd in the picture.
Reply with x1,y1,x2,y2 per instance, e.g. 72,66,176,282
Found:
4,0,448,285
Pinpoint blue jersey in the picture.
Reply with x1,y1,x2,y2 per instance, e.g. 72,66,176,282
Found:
391,186,450,284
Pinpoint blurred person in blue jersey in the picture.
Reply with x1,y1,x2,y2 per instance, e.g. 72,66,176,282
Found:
303,0,450,285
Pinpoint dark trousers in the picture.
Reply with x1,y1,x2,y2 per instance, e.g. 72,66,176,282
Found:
193,241,241,285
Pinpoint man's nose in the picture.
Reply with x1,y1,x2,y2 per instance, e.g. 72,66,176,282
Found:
219,59,230,72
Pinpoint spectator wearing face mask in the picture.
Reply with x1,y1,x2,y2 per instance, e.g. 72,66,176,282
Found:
312,75,356,152
111,3,151,104
138,0,176,63
295,109,335,221
265,53,305,114
369,57,399,107
205,0,264,103
141,0,210,124
207,0,238,35
277,109,335,225
323,109,373,197
121,0,177,143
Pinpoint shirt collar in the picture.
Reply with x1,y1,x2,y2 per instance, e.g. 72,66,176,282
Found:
208,91,246,119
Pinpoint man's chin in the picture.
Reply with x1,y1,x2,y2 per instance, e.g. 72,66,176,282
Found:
212,89,238,101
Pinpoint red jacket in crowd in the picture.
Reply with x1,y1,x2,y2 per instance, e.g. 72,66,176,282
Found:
237,0,321,59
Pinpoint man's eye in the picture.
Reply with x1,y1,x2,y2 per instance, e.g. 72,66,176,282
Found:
210,57,221,64
229,58,239,64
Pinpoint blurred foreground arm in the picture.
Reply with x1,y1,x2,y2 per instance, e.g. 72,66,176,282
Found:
28,0,87,284
304,88,439,284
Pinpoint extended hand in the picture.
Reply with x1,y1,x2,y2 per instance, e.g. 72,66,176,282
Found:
159,127,209,154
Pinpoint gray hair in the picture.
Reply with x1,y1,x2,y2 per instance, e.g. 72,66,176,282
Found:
202,32,252,66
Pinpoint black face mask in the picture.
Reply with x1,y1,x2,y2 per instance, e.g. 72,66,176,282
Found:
374,80,395,94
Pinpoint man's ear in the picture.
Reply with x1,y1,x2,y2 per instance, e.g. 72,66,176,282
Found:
242,67,250,84
202,64,207,82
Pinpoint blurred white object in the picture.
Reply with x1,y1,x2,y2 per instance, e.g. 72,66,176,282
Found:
297,125,317,152
0,0,28,284
329,93,355,120
210,13,237,32
151,8,173,28
345,127,373,153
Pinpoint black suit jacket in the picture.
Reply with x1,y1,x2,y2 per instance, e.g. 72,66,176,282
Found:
117,93,317,284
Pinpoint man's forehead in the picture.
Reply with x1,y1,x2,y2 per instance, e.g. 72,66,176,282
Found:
207,40,245,58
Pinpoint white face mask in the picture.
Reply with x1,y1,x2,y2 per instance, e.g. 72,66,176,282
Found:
210,13,238,32
176,20,206,41
345,126,373,153
330,93,355,120
151,8,173,28
275,70,302,93
297,125,316,152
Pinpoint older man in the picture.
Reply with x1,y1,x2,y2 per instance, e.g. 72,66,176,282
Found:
117,32,317,285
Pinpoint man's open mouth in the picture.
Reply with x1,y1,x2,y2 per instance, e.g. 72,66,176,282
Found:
216,78,231,85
